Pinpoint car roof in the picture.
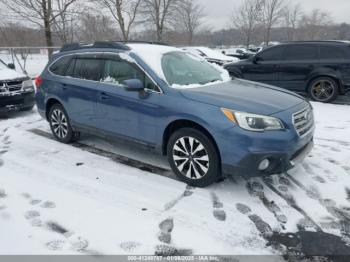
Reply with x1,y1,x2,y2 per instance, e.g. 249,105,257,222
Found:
281,40,350,45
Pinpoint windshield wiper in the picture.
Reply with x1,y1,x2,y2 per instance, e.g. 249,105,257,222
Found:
199,79,220,85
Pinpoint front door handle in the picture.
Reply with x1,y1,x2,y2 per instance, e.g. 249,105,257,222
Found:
62,84,68,90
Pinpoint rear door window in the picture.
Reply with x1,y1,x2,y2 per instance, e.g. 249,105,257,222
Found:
283,45,318,61
71,57,105,81
50,56,72,76
320,45,349,60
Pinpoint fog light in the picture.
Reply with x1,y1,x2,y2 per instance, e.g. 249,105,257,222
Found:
258,159,270,171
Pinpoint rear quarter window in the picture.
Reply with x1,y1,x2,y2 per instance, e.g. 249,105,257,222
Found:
320,45,350,60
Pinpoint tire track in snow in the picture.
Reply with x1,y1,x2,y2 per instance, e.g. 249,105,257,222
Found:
262,176,323,232
29,128,175,180
236,202,350,259
285,172,350,238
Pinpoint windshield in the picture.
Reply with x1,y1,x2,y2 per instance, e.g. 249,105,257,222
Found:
161,51,223,86
0,60,8,70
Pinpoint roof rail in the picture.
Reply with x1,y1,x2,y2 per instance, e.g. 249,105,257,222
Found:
281,40,350,44
60,41,131,52
119,40,170,46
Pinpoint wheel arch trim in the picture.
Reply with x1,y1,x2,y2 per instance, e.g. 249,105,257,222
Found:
161,118,221,163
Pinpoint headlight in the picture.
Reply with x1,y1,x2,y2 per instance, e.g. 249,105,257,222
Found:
22,79,35,92
221,108,284,132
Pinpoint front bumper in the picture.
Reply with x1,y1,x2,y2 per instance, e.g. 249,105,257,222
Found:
216,101,315,178
0,91,35,113
222,139,314,177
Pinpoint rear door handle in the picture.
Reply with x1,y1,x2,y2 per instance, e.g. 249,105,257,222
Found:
62,84,68,90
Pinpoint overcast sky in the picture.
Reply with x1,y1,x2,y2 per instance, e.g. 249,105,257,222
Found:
199,0,350,30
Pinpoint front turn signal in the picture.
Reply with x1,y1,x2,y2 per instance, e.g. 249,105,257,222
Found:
221,108,237,123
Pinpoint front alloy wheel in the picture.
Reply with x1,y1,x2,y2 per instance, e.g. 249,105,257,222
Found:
173,136,210,179
167,128,220,187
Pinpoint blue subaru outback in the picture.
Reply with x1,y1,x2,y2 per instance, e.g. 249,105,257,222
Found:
35,42,314,187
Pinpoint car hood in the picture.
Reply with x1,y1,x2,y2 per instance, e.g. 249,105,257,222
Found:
180,78,305,115
225,59,251,67
0,68,26,81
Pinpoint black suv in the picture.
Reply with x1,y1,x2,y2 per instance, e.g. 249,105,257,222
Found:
0,59,35,114
224,41,350,103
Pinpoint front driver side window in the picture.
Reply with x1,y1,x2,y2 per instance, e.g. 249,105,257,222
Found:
102,59,158,91
258,46,284,61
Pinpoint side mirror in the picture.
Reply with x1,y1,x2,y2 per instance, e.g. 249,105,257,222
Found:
122,79,144,92
8,63,15,70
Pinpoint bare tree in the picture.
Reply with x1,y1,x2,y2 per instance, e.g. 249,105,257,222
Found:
261,0,285,45
52,0,86,44
141,0,184,42
177,0,205,45
0,0,77,56
283,2,302,41
76,14,119,42
232,0,263,48
92,0,142,41
299,9,333,40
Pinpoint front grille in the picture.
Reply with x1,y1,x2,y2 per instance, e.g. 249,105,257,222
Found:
293,106,314,137
0,80,23,94
6,80,22,92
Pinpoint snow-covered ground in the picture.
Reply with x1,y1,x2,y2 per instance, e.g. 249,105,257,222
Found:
0,102,350,258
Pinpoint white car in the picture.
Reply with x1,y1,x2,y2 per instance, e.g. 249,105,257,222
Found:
182,46,239,66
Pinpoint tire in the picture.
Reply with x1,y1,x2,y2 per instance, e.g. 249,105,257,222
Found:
48,104,79,143
167,128,221,188
308,77,339,103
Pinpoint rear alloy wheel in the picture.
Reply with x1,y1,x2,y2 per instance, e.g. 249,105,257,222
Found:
49,104,78,143
167,128,220,187
308,77,339,103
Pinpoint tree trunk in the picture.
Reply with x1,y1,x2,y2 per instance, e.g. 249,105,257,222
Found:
43,0,53,57
156,24,163,42
44,20,53,57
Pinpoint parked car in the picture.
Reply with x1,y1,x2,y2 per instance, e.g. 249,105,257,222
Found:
224,41,350,103
223,48,254,60
36,42,314,187
248,46,264,53
182,46,239,65
0,59,35,114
